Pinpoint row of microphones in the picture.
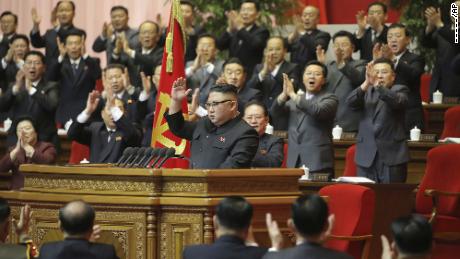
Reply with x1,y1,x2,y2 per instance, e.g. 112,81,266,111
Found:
115,147,177,168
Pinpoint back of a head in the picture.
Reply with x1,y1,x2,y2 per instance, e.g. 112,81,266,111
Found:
59,200,95,236
216,196,253,231
392,214,432,256
292,194,328,237
0,198,10,225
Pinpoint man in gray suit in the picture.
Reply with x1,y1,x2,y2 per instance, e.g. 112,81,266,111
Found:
318,31,366,132
271,61,338,178
347,58,409,183
263,194,352,259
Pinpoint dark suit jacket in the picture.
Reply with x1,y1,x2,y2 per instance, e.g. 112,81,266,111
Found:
347,85,409,167
48,56,101,124
0,33,15,58
0,141,56,189
184,25,206,62
186,59,225,106
0,80,59,147
216,24,270,75
394,51,425,131
252,133,284,167
237,85,263,114
288,29,331,68
67,115,142,163
325,59,366,132
39,238,119,259
0,59,19,92
29,25,85,78
422,26,460,98
136,90,157,146
166,111,259,169
248,61,300,130
92,27,140,62
271,90,338,170
183,235,267,259
0,243,32,259
356,25,388,61
262,242,352,259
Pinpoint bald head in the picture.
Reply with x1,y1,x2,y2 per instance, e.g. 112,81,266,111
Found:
59,200,95,236
301,6,320,31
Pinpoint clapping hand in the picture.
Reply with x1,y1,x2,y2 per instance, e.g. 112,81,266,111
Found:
170,77,191,102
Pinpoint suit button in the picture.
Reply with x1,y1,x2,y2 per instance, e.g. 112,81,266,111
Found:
206,135,209,138
269,97,273,100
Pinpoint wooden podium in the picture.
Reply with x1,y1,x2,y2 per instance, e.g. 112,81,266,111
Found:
0,165,303,259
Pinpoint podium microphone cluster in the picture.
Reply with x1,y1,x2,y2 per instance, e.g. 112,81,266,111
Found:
115,147,177,168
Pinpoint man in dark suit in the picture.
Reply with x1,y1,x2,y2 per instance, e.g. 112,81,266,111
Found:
263,194,352,259
422,5,460,98
110,21,162,90
382,23,425,132
166,82,259,169
92,5,139,63
347,58,409,183
319,31,366,133
186,34,224,107
216,0,270,76
355,2,389,61
181,0,206,62
67,87,142,164
30,1,86,76
48,31,101,125
287,5,331,69
0,34,29,94
0,51,59,149
271,61,338,178
183,196,267,259
248,36,299,130
39,200,119,259
0,11,18,58
0,199,37,259
243,101,283,167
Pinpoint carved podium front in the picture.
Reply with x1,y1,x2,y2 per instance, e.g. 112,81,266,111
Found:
0,165,302,259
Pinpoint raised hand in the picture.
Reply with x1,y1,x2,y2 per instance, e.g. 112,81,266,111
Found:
21,136,35,158
31,8,41,26
189,88,200,115
225,10,238,32
123,67,131,89
355,10,367,37
102,22,109,38
113,36,123,55
266,213,283,250
13,204,32,237
81,35,86,56
13,69,25,93
57,37,66,57
10,137,21,161
4,47,14,63
380,44,393,60
216,75,227,85
283,73,295,99
362,62,376,90
316,45,326,64
89,224,102,242
425,7,443,29
170,77,191,102
140,72,152,94
380,235,392,259
85,90,101,115
372,42,382,60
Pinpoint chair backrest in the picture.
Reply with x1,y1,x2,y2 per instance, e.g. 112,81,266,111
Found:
319,184,375,258
68,141,90,164
343,145,357,176
420,73,431,103
416,144,460,217
281,143,288,168
440,106,460,139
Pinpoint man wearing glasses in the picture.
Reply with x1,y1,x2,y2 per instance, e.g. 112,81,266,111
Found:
166,80,259,169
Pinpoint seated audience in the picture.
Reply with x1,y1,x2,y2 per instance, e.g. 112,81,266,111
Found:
0,11,18,58
183,196,267,259
243,101,283,168
0,198,37,258
166,81,258,169
381,214,432,259
0,117,56,189
263,194,352,259
271,61,337,178
39,200,119,259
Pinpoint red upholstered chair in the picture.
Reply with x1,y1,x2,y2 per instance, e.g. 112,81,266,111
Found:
319,184,375,259
343,145,357,176
281,143,288,168
415,144,460,258
420,73,431,103
440,106,460,139
68,141,90,164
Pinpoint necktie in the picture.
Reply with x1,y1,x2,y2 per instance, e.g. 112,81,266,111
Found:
107,130,115,143
72,63,78,76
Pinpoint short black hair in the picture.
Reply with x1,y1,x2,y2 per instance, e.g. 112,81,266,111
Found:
11,116,37,136
388,23,411,37
373,57,395,72
24,50,46,64
11,34,29,46
64,30,87,43
292,194,328,237
139,20,160,34
216,196,253,231
223,57,245,72
198,33,216,44
267,36,288,50
105,63,126,73
59,200,95,235
244,100,268,117
180,0,195,10
56,1,76,11
210,83,238,98
368,1,387,13
0,11,18,25
0,198,10,224
111,5,129,15
241,0,260,11
392,214,432,255
332,30,357,48
304,60,328,78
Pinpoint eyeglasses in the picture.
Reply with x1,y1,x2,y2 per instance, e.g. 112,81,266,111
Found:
25,61,43,66
205,100,234,109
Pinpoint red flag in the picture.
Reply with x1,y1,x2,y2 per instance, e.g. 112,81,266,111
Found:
151,0,190,158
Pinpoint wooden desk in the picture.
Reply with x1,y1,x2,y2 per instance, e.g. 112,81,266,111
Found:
299,181,417,259
333,140,441,184
423,103,459,135
0,165,303,259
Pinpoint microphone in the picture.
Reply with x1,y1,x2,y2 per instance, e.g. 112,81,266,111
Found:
140,148,159,168
120,147,139,167
134,148,154,168
148,148,168,168
155,148,177,168
115,147,133,166
126,147,147,167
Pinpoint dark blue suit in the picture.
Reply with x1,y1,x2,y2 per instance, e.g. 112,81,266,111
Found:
252,133,284,168
38,238,118,259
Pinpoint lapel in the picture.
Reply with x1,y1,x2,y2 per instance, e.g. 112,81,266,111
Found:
296,94,309,130
372,88,385,121
328,62,344,93
74,59,88,86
